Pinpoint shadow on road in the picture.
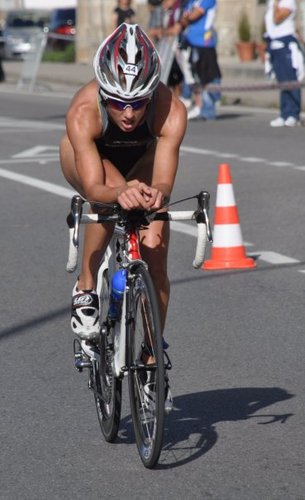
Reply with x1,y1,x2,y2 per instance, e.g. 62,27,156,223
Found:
216,112,253,120
155,386,294,468
0,306,69,341
117,387,294,468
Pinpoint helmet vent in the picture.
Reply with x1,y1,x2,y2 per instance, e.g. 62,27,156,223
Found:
118,66,126,89
119,48,128,63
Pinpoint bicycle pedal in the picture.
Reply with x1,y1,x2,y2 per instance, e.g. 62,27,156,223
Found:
74,356,92,370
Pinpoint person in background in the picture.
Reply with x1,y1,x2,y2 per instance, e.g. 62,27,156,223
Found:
0,58,5,83
151,0,185,96
0,24,5,83
147,0,164,42
113,0,136,29
180,0,222,120
265,0,304,127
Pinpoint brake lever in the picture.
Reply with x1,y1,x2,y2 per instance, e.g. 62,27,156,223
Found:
70,195,84,247
196,191,213,243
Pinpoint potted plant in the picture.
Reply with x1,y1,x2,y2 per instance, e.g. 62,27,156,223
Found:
235,12,255,62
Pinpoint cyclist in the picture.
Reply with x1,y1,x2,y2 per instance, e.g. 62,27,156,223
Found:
60,24,187,402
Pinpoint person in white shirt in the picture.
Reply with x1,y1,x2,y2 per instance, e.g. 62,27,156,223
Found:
265,0,303,127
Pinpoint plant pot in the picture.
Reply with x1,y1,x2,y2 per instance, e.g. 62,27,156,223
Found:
256,41,267,63
235,41,256,62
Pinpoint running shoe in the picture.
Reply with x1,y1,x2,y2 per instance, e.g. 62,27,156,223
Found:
284,116,300,127
270,117,285,127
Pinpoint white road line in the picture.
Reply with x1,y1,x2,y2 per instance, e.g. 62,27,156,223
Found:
180,145,305,171
268,161,294,168
0,168,74,198
13,146,58,158
0,116,304,172
214,152,239,159
249,251,300,265
0,119,303,269
0,116,303,172
0,166,301,270
180,146,216,156
240,157,265,163
0,117,65,131
0,157,58,165
171,221,197,237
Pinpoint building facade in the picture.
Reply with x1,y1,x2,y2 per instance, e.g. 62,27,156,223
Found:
1,0,304,61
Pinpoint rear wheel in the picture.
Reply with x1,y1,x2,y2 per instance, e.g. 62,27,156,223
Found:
94,268,122,442
128,264,165,468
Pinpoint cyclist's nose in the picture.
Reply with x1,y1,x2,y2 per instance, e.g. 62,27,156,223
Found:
123,105,135,117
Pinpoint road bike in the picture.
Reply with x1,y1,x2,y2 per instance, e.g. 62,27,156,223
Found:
65,191,212,468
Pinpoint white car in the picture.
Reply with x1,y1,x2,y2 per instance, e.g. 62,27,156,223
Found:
3,9,50,60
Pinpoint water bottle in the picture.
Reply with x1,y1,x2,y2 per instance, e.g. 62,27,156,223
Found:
108,269,127,320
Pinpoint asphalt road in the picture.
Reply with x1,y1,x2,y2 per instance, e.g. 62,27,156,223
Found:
0,90,305,499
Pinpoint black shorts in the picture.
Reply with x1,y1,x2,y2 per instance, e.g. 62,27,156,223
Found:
191,47,221,86
167,58,184,87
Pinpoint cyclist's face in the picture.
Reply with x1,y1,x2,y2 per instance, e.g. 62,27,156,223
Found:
106,99,149,132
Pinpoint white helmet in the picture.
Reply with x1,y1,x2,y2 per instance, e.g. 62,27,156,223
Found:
93,23,161,101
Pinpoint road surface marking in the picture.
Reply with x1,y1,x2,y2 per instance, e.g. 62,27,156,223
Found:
0,116,304,171
0,166,301,270
0,117,65,131
12,146,58,158
0,168,73,198
248,251,300,265
180,145,305,171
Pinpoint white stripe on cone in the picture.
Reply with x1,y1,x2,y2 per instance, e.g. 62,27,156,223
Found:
213,224,244,247
216,184,236,207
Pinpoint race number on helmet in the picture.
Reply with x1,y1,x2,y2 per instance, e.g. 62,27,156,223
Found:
93,23,161,101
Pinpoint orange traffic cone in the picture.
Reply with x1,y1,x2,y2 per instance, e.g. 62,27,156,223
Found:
203,163,256,270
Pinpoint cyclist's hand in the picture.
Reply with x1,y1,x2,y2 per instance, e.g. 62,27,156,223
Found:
117,184,153,210
140,185,164,210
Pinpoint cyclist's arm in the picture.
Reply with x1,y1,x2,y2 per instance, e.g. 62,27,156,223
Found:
273,0,292,24
147,83,187,209
180,4,205,28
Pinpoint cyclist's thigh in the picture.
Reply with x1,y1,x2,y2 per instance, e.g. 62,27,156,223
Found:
129,140,169,270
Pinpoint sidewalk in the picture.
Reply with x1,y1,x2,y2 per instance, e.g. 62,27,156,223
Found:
0,56,303,110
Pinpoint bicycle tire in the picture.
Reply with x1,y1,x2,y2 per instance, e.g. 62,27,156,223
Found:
94,268,122,442
127,264,165,468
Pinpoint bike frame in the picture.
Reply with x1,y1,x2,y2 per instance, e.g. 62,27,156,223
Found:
67,191,212,376
96,223,144,378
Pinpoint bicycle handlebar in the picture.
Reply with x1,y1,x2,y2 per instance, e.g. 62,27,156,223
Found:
66,192,213,273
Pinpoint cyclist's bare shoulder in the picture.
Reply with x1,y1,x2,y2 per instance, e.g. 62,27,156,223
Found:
66,79,102,144
153,82,187,141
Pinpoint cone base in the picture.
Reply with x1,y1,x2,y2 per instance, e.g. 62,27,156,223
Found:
203,245,256,270
203,257,256,270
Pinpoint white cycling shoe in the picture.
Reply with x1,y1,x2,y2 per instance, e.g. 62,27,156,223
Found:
71,282,100,341
143,371,173,415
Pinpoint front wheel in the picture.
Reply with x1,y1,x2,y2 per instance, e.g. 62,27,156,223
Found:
127,264,165,468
